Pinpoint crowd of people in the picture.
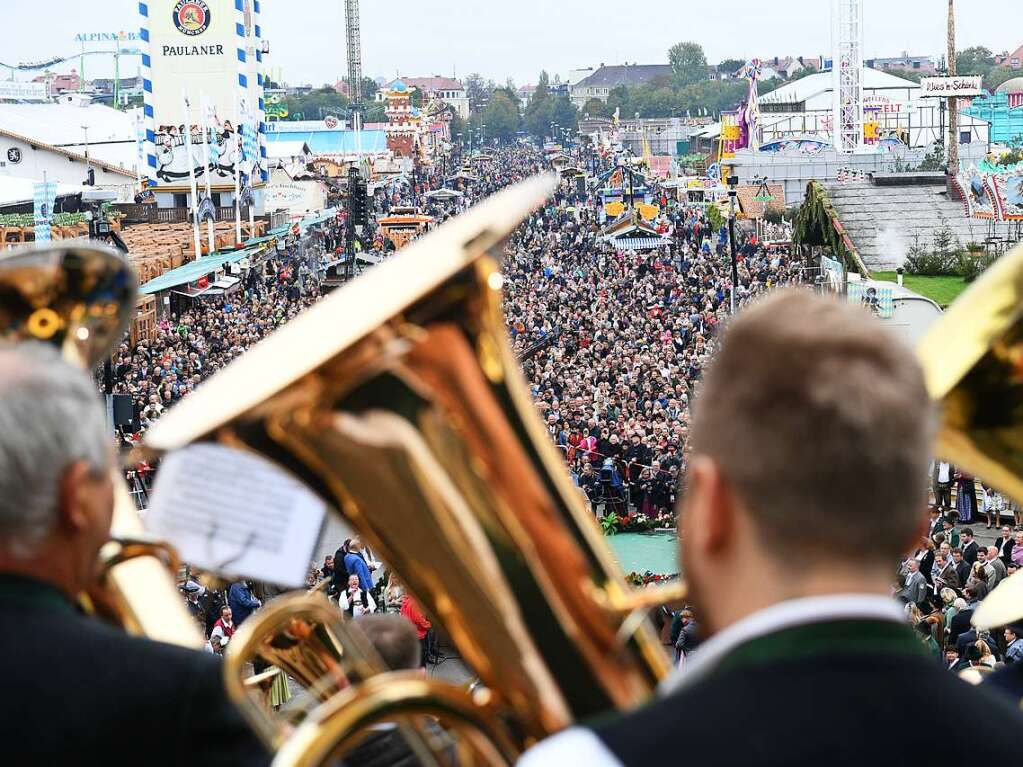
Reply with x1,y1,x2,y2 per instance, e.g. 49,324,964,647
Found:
103,140,1023,706
504,162,801,523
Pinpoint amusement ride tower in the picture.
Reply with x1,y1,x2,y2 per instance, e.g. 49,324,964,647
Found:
831,0,864,154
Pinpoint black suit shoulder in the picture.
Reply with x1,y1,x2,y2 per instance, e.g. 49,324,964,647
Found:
595,652,1023,767
0,599,268,767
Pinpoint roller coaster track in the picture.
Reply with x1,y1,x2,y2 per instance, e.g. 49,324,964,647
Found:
0,49,141,72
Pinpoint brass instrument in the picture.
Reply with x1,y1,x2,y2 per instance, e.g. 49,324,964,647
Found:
0,243,201,647
143,175,684,763
918,241,1023,631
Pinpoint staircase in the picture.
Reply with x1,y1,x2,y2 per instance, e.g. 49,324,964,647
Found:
822,178,992,272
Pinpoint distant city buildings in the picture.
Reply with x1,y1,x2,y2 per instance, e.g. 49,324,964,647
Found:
994,44,1023,70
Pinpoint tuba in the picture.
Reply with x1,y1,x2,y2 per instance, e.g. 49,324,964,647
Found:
0,243,202,647
918,241,1023,631
142,175,684,763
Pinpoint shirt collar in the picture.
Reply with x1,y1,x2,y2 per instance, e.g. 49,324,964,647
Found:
0,573,76,614
660,593,905,696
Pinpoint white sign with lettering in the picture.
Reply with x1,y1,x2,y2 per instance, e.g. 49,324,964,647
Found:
920,76,984,98
0,81,48,102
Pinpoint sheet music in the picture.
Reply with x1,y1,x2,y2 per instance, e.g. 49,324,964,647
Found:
145,444,326,587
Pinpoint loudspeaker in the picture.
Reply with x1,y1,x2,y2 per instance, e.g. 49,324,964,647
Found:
112,394,135,427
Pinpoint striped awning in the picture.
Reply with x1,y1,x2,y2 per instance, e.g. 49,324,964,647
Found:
615,236,668,250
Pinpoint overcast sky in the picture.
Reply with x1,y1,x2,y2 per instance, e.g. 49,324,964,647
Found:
2,1,1019,87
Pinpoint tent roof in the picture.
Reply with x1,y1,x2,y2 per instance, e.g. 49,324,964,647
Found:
265,130,388,155
140,248,254,295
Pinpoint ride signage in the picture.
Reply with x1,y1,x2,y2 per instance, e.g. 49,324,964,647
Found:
920,76,984,98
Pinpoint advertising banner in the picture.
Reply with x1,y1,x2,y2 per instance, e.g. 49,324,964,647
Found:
33,181,57,243
143,0,264,187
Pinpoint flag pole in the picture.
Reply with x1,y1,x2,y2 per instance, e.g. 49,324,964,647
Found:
183,92,202,261
234,128,243,244
199,94,216,254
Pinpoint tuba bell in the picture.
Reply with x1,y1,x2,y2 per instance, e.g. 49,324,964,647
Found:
0,242,202,647
142,175,684,764
918,240,1023,631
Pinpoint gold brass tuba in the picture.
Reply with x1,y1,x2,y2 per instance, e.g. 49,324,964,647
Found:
0,243,202,647
918,240,1023,631
143,175,683,763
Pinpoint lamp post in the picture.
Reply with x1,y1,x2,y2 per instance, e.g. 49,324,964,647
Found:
727,173,739,314
81,125,92,185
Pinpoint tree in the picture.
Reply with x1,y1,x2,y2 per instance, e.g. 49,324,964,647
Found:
482,90,521,143
669,41,708,87
524,70,554,139
581,97,610,118
286,86,348,120
363,102,386,123
956,46,995,77
985,65,1017,91
550,96,578,135
717,58,746,77
606,85,633,119
464,72,494,113
360,76,379,101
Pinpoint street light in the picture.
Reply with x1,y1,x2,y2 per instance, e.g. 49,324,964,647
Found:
727,173,740,314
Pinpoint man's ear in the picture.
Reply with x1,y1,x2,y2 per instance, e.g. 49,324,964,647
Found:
56,461,93,535
682,455,735,557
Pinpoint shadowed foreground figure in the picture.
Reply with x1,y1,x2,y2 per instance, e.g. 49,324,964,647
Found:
520,290,1023,767
0,343,268,767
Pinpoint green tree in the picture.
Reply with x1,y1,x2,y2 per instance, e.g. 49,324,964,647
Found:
464,72,494,113
985,65,1017,91
581,97,610,118
550,95,578,135
606,84,633,119
525,70,554,139
359,76,379,101
956,46,995,77
669,41,708,87
286,86,348,120
363,102,386,123
717,58,746,77
482,89,521,143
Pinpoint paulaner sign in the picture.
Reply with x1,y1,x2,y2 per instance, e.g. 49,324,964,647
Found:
161,44,225,57
920,76,984,98
146,0,241,137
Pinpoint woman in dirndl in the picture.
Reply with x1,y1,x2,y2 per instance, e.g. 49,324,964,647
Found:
955,470,977,524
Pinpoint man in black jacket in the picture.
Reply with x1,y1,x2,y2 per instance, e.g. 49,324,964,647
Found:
0,344,268,766
519,291,1023,767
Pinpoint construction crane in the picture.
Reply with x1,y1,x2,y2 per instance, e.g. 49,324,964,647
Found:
831,0,864,154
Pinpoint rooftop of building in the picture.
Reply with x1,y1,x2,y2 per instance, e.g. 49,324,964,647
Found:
0,102,140,171
398,76,464,92
575,64,673,89
996,77,1023,94
759,67,923,105
265,129,388,155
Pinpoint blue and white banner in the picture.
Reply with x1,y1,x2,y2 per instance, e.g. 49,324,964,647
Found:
848,282,894,319
33,181,57,242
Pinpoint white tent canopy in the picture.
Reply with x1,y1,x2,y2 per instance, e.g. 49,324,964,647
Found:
426,188,464,200
0,176,81,207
